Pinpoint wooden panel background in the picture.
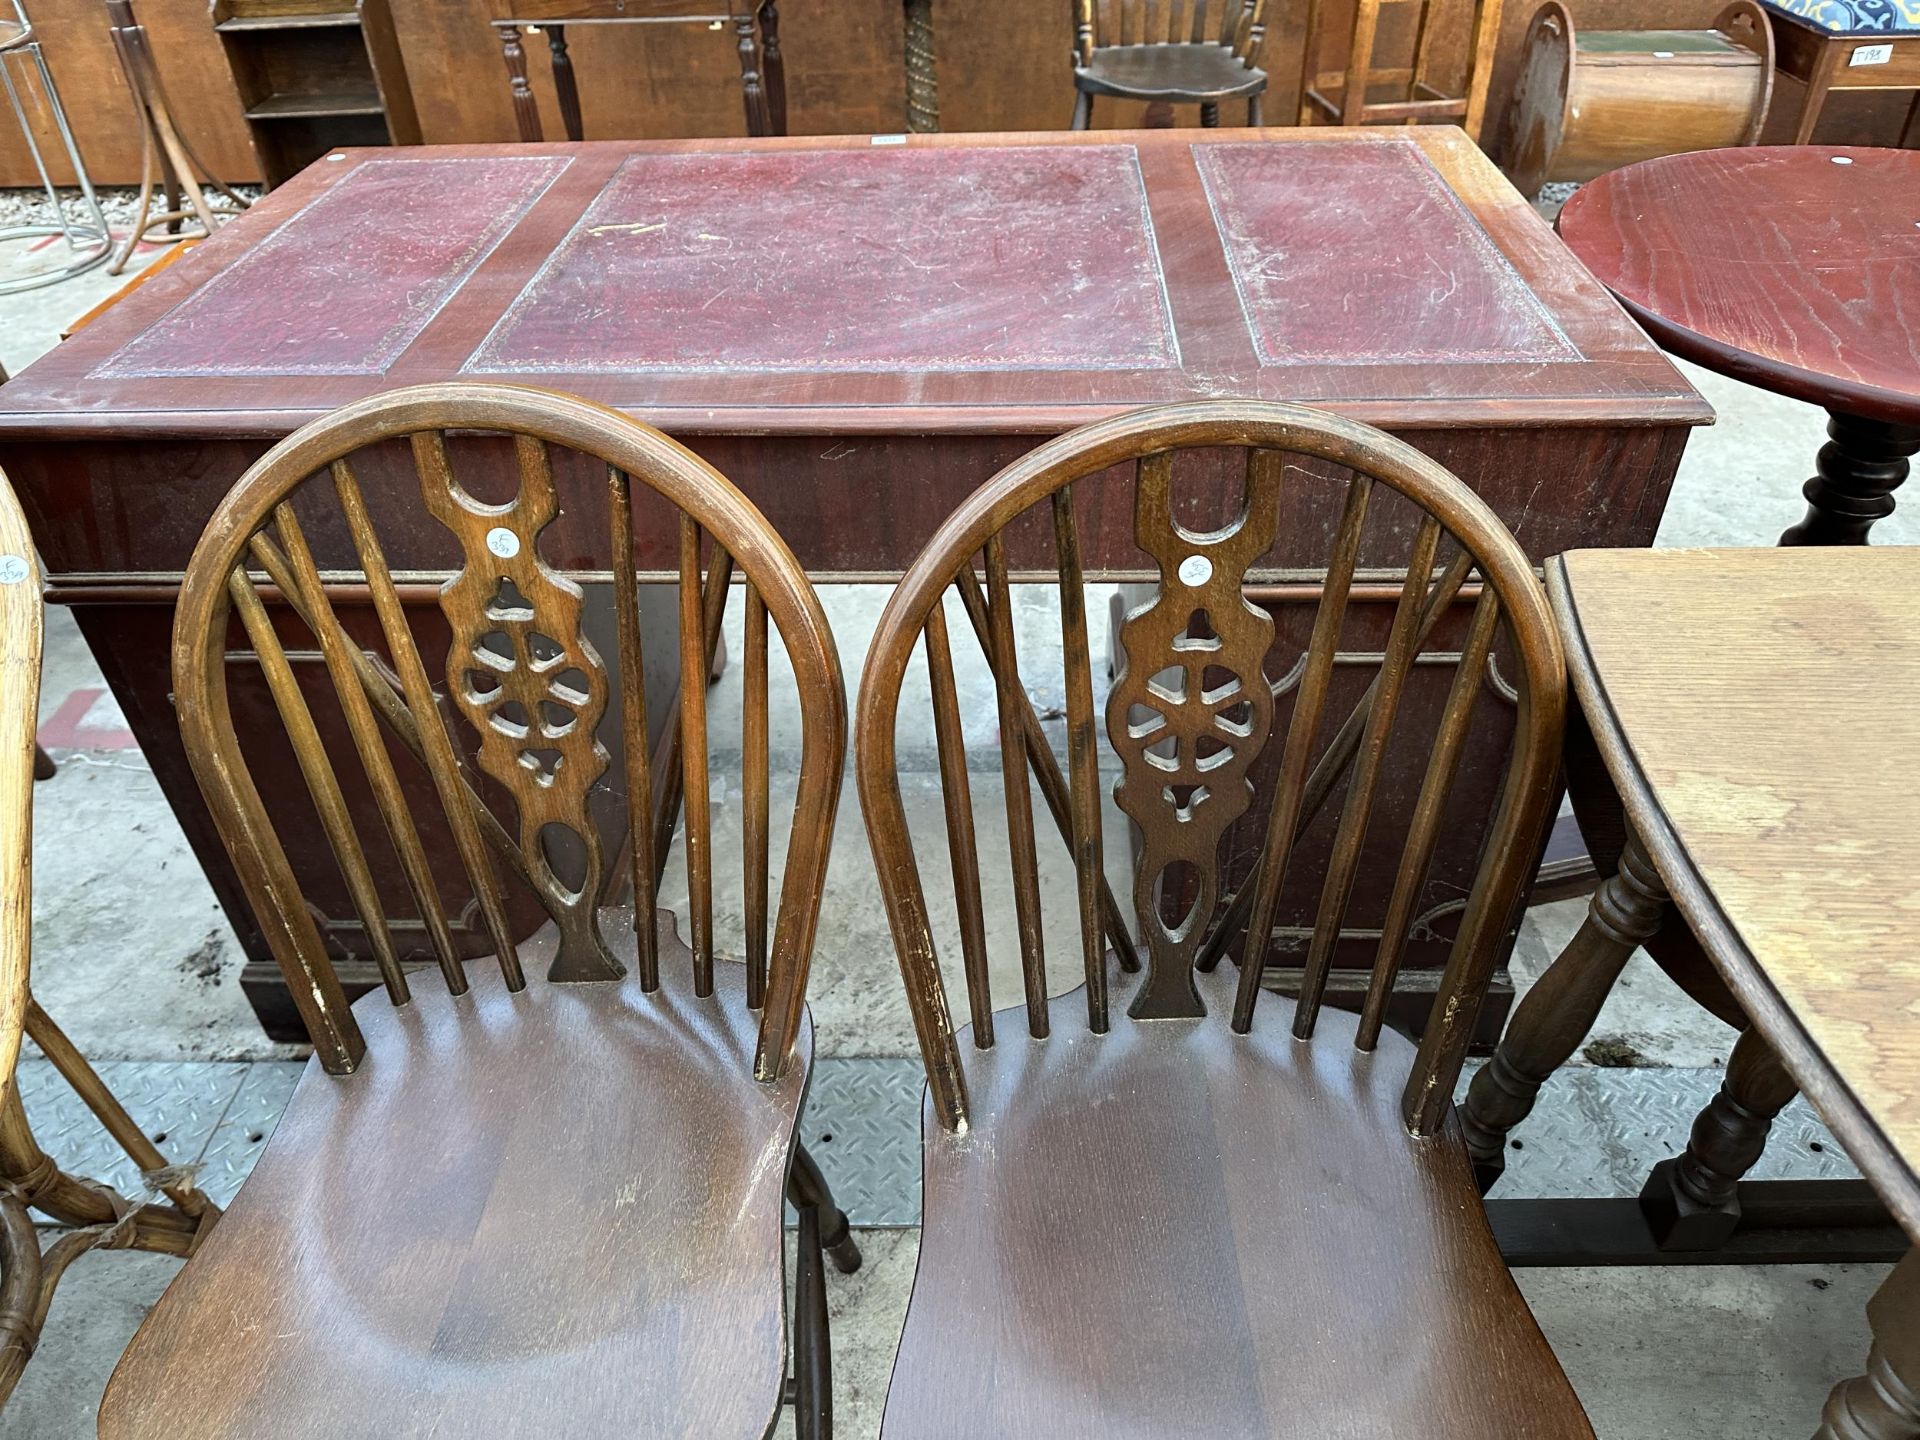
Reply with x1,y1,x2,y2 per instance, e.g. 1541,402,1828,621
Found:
938,0,1913,146
3,0,1909,189
0,0,257,187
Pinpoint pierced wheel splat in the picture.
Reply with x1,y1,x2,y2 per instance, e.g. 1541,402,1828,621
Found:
1105,449,1282,1018
419,430,620,982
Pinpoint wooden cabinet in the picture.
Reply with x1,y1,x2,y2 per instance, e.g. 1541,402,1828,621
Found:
213,0,420,187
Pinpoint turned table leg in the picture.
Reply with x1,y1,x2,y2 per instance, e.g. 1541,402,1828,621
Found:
1816,1249,1920,1440
1461,830,1669,1191
1640,1025,1800,1248
1780,412,1920,547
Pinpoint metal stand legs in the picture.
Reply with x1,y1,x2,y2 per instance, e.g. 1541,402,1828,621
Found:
0,10,109,294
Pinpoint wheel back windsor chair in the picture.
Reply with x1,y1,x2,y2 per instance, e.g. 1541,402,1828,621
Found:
857,402,1590,1436
0,473,218,1411
98,384,855,1439
1071,0,1269,128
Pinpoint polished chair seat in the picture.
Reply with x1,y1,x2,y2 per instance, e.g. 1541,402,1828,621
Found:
1075,40,1265,101
100,917,808,1439
884,965,1593,1439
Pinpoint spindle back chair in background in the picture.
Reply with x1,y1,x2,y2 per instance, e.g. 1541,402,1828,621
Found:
0,474,217,1412
857,402,1590,1436
1071,0,1270,128
97,384,856,1440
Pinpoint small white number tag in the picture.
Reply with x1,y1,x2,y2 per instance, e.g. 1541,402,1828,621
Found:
0,555,27,585
871,133,908,146
1177,555,1213,587
486,527,521,559
1850,43,1893,66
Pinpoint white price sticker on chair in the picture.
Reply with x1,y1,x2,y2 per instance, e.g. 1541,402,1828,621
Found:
0,555,27,585
1850,43,1892,65
486,527,521,559
1178,554,1213,587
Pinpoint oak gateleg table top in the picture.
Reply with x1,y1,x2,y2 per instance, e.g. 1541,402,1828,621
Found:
1552,543,1920,1241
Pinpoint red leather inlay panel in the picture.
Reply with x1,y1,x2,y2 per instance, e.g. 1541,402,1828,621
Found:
466,145,1179,374
1194,140,1579,366
94,156,569,379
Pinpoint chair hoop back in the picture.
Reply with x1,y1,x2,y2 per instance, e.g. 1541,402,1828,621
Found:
856,401,1564,1136
172,382,843,1084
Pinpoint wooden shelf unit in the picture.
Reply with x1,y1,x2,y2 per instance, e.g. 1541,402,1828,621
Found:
212,0,421,187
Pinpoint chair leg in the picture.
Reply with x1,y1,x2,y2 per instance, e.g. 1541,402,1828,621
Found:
32,745,52,781
498,25,543,143
1640,1025,1799,1250
759,0,786,136
1070,88,1092,130
789,1141,862,1274
1200,100,1219,126
792,1204,832,1440
1247,94,1262,126
1459,830,1668,1192
546,25,582,143
1815,1249,1920,1440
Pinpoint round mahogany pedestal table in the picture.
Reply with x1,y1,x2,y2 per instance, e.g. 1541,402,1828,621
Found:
1559,146,1920,546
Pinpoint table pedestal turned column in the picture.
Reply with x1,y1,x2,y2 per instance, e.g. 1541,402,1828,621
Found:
1815,1248,1920,1440
1781,413,1920,548
1558,148,1920,553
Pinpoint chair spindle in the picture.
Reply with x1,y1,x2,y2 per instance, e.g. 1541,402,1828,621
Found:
1232,472,1372,1033
925,600,994,1045
1293,514,1443,1039
954,569,1142,975
1052,486,1108,1034
262,511,465,995
653,546,733,891
743,581,770,1009
1356,584,1501,1051
333,455,525,992
608,466,660,991
226,567,411,1005
243,531,536,900
1195,548,1474,973
679,513,715,997
985,537,1050,1038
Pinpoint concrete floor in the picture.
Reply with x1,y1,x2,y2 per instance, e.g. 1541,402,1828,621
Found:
0,205,1908,1438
